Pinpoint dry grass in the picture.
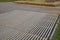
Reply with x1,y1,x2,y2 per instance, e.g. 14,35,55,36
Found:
14,1,60,7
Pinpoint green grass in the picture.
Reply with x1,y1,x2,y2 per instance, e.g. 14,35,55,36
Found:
17,0,45,2
0,0,45,2
0,0,16,2
52,20,60,40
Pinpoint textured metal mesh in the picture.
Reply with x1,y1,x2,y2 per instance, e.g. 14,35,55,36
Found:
0,10,58,40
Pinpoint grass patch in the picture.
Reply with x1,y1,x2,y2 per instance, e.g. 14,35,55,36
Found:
0,0,16,2
52,19,60,40
33,0,45,2
0,0,45,2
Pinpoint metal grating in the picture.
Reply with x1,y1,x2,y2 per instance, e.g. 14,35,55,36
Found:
6,14,58,40
0,10,59,40
20,14,58,40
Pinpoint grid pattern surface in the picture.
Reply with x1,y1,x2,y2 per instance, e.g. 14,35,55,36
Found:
0,10,58,40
